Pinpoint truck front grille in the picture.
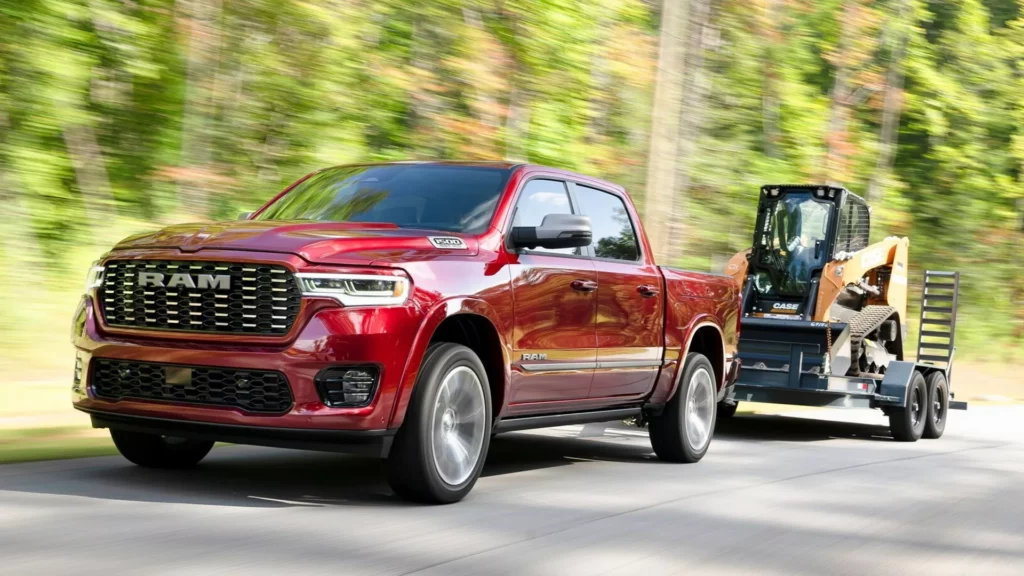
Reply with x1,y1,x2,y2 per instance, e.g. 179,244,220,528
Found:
99,260,302,335
92,359,293,413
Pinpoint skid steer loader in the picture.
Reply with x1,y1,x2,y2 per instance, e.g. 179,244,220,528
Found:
722,185,965,442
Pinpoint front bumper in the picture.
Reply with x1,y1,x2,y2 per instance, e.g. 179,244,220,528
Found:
80,407,395,457
72,285,425,434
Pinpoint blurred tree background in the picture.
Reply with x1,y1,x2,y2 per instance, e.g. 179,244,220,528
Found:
0,0,1022,377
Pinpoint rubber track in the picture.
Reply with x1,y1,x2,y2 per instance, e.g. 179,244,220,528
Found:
844,305,898,376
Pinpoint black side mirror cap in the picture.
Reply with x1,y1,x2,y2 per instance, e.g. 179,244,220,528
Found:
510,214,592,250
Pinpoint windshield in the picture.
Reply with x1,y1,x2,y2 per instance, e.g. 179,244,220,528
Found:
754,192,831,296
256,165,513,234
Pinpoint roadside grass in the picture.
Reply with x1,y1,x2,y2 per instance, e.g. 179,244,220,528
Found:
0,382,116,465
0,427,117,464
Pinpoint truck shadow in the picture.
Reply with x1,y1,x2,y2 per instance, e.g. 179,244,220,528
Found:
1,415,898,509
0,429,656,509
714,412,896,442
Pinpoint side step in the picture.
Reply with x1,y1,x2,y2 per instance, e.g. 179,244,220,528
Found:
493,407,642,433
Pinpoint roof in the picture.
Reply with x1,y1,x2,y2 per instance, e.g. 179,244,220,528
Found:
325,160,524,170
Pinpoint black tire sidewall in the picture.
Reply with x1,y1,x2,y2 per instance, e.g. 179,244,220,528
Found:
110,429,214,468
923,371,948,439
391,343,492,503
889,371,927,442
650,352,716,463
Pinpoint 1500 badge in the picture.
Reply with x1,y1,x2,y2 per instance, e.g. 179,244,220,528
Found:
429,236,468,250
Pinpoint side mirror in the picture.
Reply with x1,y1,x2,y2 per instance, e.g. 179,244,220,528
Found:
511,214,592,250
237,212,253,221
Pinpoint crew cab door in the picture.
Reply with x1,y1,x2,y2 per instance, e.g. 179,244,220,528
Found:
507,178,597,404
572,183,665,398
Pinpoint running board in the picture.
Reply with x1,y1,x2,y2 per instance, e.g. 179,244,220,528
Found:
493,407,642,433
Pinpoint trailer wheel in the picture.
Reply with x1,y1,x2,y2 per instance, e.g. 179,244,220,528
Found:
386,343,491,504
717,401,738,419
888,370,927,442
923,371,948,440
649,353,716,463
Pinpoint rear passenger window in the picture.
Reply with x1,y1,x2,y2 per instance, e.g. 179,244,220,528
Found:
575,185,640,262
512,179,578,256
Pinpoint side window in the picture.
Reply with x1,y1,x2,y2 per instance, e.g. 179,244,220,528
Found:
850,203,870,251
836,204,854,253
836,200,870,253
575,185,640,262
512,179,577,256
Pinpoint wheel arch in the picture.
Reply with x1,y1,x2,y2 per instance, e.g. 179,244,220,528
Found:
389,298,510,429
664,320,726,402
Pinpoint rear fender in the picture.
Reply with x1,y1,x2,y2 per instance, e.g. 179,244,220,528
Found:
654,316,726,404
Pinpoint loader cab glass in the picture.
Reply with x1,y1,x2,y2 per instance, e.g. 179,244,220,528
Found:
753,190,832,297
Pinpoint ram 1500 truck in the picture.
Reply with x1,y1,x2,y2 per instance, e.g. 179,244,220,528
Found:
72,161,741,503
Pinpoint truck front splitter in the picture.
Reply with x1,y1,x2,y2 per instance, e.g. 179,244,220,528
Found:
77,407,396,458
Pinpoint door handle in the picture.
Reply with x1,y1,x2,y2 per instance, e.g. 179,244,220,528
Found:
637,284,660,298
571,279,598,292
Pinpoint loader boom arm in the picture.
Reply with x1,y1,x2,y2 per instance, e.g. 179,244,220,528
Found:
814,236,909,324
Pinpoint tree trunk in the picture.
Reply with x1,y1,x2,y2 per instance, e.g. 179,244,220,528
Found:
665,0,714,261
178,0,223,219
63,122,115,231
761,0,782,159
644,0,691,265
867,0,910,203
823,0,857,186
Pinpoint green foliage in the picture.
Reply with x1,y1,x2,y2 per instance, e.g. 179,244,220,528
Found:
0,0,1021,371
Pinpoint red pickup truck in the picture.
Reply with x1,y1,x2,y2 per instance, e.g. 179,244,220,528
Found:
72,162,740,503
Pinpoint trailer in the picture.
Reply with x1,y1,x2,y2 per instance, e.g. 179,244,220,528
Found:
723,271,966,441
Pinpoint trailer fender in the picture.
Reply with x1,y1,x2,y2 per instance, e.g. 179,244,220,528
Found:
877,361,920,407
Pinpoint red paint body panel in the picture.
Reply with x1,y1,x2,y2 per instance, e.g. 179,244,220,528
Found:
72,162,740,442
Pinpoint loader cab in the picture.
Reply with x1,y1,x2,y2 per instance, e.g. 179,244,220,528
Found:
744,186,867,320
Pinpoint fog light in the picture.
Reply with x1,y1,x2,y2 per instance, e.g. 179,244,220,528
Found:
73,354,84,391
315,367,379,407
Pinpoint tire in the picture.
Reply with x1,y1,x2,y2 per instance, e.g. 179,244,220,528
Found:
649,353,717,463
110,429,214,469
387,343,491,504
888,370,927,442
717,401,738,419
923,371,949,439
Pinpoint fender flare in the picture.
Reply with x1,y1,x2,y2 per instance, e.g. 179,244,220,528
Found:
664,317,726,403
387,297,511,429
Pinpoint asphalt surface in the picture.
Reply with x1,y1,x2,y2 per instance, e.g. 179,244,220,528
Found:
2,405,1022,575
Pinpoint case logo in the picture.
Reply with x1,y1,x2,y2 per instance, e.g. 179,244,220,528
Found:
772,302,800,311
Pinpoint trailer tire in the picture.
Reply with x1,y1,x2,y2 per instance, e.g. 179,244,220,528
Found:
649,353,716,463
386,343,491,504
923,371,948,440
888,371,927,442
717,401,738,419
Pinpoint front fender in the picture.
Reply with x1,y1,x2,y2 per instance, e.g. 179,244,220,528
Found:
387,297,512,429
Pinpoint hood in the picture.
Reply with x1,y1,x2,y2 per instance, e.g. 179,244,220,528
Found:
112,220,480,266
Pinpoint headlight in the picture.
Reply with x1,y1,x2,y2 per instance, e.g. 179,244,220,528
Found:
295,273,410,306
84,263,105,293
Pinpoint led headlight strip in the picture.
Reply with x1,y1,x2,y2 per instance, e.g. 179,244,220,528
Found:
295,273,410,306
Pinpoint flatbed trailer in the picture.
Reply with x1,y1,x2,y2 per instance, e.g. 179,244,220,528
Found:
725,271,966,440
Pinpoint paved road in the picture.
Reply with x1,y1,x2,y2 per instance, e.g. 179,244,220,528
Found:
2,406,1022,575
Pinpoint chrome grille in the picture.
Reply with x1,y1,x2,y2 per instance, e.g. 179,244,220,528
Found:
99,260,302,335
